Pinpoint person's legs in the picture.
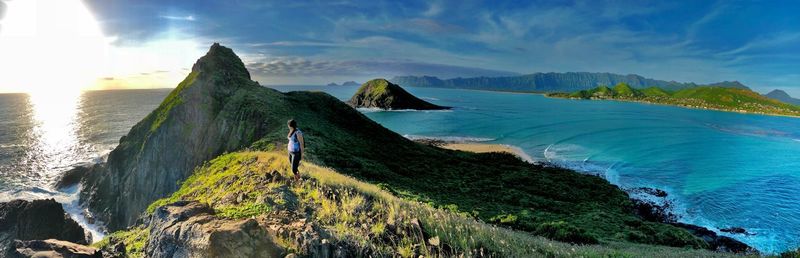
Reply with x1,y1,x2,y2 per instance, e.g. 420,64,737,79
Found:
290,152,301,180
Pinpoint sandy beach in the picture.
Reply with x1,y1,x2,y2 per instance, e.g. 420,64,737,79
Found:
442,143,534,163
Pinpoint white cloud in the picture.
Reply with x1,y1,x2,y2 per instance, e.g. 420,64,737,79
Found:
160,15,196,21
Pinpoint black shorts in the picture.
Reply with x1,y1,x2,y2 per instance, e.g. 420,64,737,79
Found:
289,151,302,174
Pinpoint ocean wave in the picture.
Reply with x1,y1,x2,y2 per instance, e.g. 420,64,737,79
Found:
357,107,454,113
0,185,106,243
420,97,440,101
403,135,496,143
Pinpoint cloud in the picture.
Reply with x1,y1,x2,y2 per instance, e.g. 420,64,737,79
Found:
159,15,195,21
245,57,518,79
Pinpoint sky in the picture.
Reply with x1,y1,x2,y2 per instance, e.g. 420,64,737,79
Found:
0,0,799,95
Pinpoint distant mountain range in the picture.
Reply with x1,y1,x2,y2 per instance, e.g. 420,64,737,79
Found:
764,90,800,105
547,83,800,117
391,72,750,92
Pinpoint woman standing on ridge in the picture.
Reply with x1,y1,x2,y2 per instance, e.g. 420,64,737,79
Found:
287,119,304,181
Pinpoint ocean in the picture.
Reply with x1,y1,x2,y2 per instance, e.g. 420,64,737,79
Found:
1,85,799,253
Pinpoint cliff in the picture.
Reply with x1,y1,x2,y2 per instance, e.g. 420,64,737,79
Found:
80,43,282,230
347,78,449,110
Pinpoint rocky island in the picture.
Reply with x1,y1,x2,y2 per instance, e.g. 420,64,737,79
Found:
347,79,450,110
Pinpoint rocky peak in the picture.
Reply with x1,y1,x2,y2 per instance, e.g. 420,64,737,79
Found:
190,43,252,85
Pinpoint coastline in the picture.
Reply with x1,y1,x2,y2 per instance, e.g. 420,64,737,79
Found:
404,85,800,119
543,94,800,119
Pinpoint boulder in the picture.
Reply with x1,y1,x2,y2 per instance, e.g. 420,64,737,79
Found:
11,239,101,258
144,201,284,258
55,166,91,189
719,227,754,235
0,199,89,255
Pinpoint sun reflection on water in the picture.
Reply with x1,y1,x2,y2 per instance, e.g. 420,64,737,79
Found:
23,91,83,185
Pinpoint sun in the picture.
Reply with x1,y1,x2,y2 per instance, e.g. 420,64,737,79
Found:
0,0,111,95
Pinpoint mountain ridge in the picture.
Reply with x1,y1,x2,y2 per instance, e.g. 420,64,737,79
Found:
392,73,751,92
764,89,800,105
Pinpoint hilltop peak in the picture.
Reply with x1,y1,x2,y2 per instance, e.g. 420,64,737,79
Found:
765,89,800,105
191,43,251,80
348,78,449,110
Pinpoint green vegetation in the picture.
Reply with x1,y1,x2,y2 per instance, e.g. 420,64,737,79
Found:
149,71,197,132
549,83,800,117
110,152,741,257
93,225,149,258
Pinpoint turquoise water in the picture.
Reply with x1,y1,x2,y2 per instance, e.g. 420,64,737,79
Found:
273,85,800,253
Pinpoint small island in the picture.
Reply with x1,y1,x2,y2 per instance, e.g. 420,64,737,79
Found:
326,81,360,87
347,78,450,110
547,83,800,117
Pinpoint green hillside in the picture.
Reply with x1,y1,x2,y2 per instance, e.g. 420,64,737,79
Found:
96,151,743,257
549,84,800,117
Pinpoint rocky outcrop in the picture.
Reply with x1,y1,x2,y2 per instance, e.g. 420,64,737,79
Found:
671,223,758,255
626,187,758,255
144,201,283,258
11,239,101,258
347,79,450,110
0,199,89,255
55,165,90,189
80,43,283,230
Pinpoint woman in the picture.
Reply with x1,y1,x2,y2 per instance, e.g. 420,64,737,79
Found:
287,119,304,181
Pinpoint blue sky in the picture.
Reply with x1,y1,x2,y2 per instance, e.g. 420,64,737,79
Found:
4,0,800,94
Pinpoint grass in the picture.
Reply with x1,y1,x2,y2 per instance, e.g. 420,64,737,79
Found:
104,151,746,257
148,71,197,132
92,225,149,258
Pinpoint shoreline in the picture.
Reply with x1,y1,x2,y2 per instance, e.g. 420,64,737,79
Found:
404,85,799,119
543,94,800,119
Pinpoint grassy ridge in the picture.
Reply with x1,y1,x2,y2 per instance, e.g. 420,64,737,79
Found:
250,90,709,247
101,151,742,257
548,83,800,117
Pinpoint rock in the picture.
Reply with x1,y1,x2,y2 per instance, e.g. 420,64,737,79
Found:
54,166,90,189
0,199,89,255
11,239,101,258
631,198,678,223
347,79,450,110
671,223,758,255
144,201,284,258
627,187,668,197
719,227,754,235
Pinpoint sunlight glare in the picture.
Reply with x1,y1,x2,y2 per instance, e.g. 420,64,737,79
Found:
0,0,110,94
